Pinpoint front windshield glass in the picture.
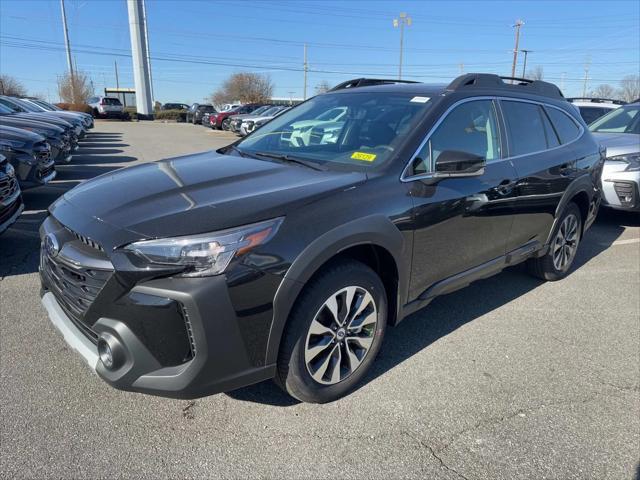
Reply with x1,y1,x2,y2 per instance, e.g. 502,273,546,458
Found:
237,92,432,170
589,105,640,134
247,105,270,116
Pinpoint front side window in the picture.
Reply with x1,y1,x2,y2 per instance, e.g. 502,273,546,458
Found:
545,107,581,144
502,101,555,156
589,105,640,134
237,92,432,171
411,99,500,175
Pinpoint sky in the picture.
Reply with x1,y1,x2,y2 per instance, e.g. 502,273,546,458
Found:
0,0,638,104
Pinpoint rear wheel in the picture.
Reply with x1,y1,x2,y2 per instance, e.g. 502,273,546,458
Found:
276,260,387,403
528,202,582,281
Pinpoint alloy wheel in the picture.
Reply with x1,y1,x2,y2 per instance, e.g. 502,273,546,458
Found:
304,286,378,385
552,213,579,271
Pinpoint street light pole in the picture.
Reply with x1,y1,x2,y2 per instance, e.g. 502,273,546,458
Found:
520,49,532,78
60,0,76,101
393,12,412,80
510,19,524,81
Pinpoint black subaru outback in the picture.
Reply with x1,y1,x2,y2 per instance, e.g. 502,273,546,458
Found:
40,74,603,403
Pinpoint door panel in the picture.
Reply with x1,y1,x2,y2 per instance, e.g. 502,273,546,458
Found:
405,98,517,301
408,160,518,300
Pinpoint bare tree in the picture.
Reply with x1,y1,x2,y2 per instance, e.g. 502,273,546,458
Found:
210,72,274,106
589,84,617,99
0,75,27,96
526,66,544,81
315,80,331,95
619,75,640,103
57,71,93,104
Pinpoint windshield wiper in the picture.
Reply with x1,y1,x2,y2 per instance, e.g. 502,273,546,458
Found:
253,151,326,171
225,145,255,158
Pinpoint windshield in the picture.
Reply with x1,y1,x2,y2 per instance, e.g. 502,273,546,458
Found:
236,92,432,170
33,100,55,111
246,105,271,116
589,105,640,134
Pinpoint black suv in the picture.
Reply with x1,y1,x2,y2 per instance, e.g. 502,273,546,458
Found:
39,74,603,403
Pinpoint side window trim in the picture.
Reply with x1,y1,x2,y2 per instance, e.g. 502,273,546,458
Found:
400,96,499,182
497,97,585,160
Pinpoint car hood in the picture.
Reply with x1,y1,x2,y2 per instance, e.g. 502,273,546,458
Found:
0,116,64,136
592,132,640,157
56,150,366,239
13,113,74,129
0,125,45,143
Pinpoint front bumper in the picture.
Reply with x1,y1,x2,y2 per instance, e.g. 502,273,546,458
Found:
9,152,56,189
0,191,23,235
38,216,280,398
601,163,640,211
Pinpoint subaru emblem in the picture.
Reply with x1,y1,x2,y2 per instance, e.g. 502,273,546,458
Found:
44,233,60,258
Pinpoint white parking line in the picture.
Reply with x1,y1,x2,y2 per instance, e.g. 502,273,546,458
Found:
601,238,640,247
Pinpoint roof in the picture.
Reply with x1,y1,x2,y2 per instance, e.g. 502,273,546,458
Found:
327,74,565,101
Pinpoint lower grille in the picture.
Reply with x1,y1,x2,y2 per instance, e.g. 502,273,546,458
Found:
0,195,21,224
41,251,112,343
38,164,55,180
613,181,636,207
0,175,19,203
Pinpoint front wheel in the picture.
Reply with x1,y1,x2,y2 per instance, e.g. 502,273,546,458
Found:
221,118,231,131
276,260,387,403
528,202,582,281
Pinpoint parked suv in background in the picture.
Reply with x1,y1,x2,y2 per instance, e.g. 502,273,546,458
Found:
0,153,24,235
209,104,266,130
229,105,273,133
240,106,290,136
0,125,55,188
40,74,602,403
87,96,124,118
186,103,215,124
589,101,640,211
568,97,625,125
0,103,72,164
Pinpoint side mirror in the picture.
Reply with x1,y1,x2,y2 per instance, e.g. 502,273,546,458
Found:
435,150,485,176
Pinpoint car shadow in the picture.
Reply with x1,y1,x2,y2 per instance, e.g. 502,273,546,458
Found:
226,212,629,406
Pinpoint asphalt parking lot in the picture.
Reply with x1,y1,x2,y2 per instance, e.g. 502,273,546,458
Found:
1,121,639,479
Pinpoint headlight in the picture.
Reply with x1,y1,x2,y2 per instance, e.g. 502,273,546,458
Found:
123,217,283,277
609,153,640,172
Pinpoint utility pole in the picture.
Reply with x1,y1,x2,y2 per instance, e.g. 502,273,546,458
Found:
393,12,412,80
582,57,591,97
127,0,153,118
560,72,566,92
459,63,464,74
520,49,532,78
288,91,294,105
303,43,308,100
114,60,120,89
60,0,75,100
141,0,154,103
510,19,524,81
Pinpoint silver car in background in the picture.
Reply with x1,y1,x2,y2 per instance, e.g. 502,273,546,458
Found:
590,102,640,212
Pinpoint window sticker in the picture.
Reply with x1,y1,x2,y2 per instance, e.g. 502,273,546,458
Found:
410,96,430,103
351,152,377,162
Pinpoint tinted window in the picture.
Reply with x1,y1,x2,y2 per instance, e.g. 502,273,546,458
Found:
411,100,500,174
103,98,122,106
541,109,560,148
578,106,609,124
545,107,581,143
502,101,552,155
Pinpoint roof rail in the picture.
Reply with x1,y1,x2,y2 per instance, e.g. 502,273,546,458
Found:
329,78,420,92
446,73,565,100
567,97,627,105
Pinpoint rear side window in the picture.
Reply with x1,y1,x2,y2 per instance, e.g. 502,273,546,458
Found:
502,101,555,156
579,106,609,125
546,107,581,144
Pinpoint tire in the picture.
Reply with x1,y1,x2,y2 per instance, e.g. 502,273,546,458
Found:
528,202,582,281
221,118,231,131
276,260,387,403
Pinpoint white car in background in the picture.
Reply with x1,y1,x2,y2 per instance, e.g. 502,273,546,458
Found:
240,106,290,136
589,101,640,212
568,97,625,125
87,96,124,119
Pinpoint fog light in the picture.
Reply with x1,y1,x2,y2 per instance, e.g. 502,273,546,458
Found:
97,333,124,370
98,339,114,369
